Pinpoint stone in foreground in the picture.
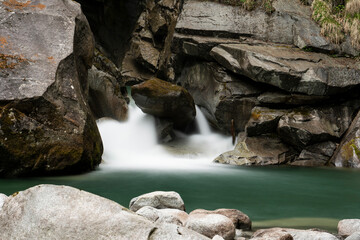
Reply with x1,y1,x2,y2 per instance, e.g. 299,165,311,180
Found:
130,191,185,212
132,78,196,129
0,0,102,176
338,219,360,237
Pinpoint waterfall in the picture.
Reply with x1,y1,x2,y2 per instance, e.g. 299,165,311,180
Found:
97,102,232,171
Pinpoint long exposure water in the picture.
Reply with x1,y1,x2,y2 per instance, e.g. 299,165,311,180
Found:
1,102,360,232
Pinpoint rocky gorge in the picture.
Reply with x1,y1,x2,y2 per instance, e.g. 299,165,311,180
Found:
1,0,360,238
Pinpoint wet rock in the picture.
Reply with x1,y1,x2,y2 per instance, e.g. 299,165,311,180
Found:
210,43,360,96
246,107,288,137
150,223,211,240
129,191,185,212
291,141,337,166
0,193,7,209
0,0,102,176
345,232,360,240
0,185,156,239
136,206,189,226
177,61,261,134
215,135,294,166
88,66,128,121
251,228,293,240
190,209,251,230
132,78,196,129
134,41,160,73
277,104,358,149
155,118,176,143
257,92,330,106
93,48,121,79
338,219,360,237
185,213,236,240
330,111,360,168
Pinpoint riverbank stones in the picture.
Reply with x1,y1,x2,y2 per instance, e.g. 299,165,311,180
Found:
129,191,185,212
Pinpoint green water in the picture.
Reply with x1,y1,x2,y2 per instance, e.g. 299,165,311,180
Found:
1,165,359,232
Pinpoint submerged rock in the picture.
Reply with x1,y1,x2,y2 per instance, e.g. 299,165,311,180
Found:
129,191,185,212
215,135,294,166
338,219,360,237
0,0,102,176
185,213,235,240
132,78,196,129
190,209,251,230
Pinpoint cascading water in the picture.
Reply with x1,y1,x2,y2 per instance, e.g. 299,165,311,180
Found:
97,102,233,171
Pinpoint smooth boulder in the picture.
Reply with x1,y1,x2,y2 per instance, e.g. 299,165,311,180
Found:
0,0,102,176
185,213,236,240
136,206,189,226
129,191,185,212
338,219,360,237
132,78,196,128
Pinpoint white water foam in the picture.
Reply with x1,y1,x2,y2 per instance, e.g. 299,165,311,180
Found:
97,102,232,171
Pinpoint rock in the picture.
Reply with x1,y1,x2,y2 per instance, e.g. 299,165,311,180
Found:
291,141,337,166
252,228,339,240
177,61,261,134
175,0,357,55
132,78,196,129
155,118,176,143
257,91,330,106
338,219,360,237
136,206,189,226
215,135,294,166
277,103,358,149
251,228,293,240
0,193,7,209
134,41,160,73
345,232,360,240
88,66,128,121
210,43,360,96
150,223,211,240
0,0,102,176
185,213,236,240
212,235,225,240
190,209,251,230
246,107,288,137
93,48,122,79
0,185,156,239
330,111,360,168
129,191,185,212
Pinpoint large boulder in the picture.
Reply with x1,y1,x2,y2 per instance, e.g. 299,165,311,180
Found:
185,213,236,240
210,43,360,96
177,61,261,134
330,111,360,168
0,185,155,239
215,135,295,166
0,0,102,176
132,78,196,129
175,0,358,55
129,191,185,212
338,219,360,237
190,209,251,230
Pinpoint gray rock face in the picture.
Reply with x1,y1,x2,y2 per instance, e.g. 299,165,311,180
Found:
178,61,261,133
176,0,358,55
88,66,128,121
0,0,102,176
331,111,360,168
257,91,330,106
129,191,185,212
338,219,360,237
277,104,358,149
185,213,236,240
0,193,7,209
0,185,156,239
190,209,251,230
215,135,294,166
210,43,360,96
136,206,189,226
291,141,337,166
131,78,196,129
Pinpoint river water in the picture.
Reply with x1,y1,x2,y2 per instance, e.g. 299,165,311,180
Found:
1,103,360,232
